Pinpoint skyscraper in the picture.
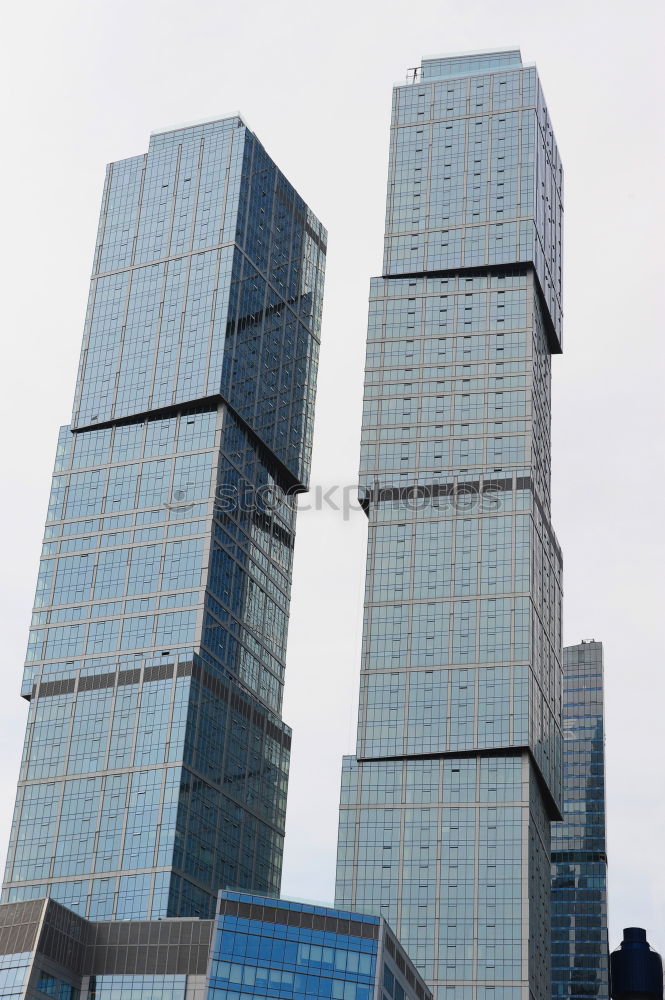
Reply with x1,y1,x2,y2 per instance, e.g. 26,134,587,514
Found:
335,50,564,1000
2,115,326,921
552,642,609,1000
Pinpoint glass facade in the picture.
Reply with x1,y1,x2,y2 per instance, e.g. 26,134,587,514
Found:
208,891,432,1000
0,892,431,1000
551,642,609,1000
2,116,326,920
335,50,564,1000
87,975,201,1000
0,952,33,1000
0,896,211,1000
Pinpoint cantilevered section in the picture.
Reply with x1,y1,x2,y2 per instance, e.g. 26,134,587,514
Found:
3,117,326,921
388,49,563,351
336,52,564,1000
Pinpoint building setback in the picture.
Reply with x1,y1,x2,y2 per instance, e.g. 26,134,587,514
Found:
552,642,609,1000
335,50,564,1000
2,116,326,920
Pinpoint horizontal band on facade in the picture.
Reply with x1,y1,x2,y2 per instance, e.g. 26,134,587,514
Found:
551,851,608,864
31,658,291,750
360,475,527,502
219,895,379,940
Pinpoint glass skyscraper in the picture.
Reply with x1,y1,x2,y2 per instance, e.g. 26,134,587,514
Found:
551,642,609,1000
2,115,326,921
335,50,564,1000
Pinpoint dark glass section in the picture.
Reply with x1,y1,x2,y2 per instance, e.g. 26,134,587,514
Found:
551,642,609,1000
220,133,324,487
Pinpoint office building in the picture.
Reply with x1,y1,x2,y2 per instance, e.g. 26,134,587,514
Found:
2,116,326,920
551,641,609,1000
0,890,430,1000
335,49,564,1000
0,896,212,1000
208,891,432,1000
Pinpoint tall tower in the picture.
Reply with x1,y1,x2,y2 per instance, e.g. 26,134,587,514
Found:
335,50,564,1000
2,116,326,920
552,642,609,1000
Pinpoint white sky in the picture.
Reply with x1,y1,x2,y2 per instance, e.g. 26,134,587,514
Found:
0,0,663,955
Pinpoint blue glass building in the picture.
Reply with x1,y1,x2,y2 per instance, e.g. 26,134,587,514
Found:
551,642,609,1000
0,891,431,1000
335,50,564,1000
2,115,326,920
208,891,431,1000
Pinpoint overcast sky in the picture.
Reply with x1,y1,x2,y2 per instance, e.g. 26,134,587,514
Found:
0,0,663,952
